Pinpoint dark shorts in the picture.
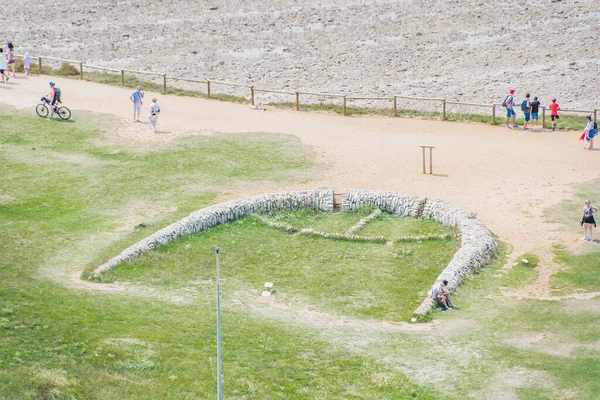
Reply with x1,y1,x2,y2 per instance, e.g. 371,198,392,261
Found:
551,115,559,121
0,69,4,74
506,108,516,117
524,112,531,122
531,112,539,119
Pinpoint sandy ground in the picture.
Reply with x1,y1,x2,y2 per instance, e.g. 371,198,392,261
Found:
2,74,600,298
2,0,600,110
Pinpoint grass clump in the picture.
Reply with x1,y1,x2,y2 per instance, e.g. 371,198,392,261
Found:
551,245,600,295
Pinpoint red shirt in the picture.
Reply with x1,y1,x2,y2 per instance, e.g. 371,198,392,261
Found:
549,102,560,116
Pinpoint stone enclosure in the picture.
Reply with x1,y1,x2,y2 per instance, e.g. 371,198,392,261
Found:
92,189,497,316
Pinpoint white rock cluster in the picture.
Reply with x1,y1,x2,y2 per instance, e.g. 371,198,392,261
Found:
92,188,496,318
299,228,386,243
341,189,497,316
254,215,297,233
345,209,382,235
394,233,455,242
92,190,334,278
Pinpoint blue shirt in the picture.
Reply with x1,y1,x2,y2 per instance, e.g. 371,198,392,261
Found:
130,90,143,103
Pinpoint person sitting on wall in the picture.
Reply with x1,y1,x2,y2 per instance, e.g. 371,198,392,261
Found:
431,280,456,311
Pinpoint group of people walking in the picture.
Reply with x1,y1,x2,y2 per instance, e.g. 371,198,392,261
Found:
503,89,598,149
129,86,161,133
0,42,17,83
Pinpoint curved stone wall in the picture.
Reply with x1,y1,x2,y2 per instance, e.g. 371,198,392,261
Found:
92,188,497,317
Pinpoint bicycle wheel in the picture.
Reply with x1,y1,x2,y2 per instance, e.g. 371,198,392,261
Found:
56,106,71,120
35,103,49,118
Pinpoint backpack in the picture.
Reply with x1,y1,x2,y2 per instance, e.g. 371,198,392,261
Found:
594,121,598,130
521,100,529,112
55,87,61,103
501,95,510,108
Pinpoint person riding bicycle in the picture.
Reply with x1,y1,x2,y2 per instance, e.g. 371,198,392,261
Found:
46,81,60,120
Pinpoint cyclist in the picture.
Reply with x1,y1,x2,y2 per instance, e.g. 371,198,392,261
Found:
47,81,58,120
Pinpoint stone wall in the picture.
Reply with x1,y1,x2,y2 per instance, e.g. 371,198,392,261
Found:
92,190,334,278
92,188,497,318
341,189,497,316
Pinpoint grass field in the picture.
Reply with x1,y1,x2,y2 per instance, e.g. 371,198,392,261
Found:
2,107,600,399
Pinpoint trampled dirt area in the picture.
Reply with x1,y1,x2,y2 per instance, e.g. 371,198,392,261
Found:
3,0,600,110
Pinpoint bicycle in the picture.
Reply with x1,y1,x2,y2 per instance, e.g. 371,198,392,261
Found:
36,97,71,120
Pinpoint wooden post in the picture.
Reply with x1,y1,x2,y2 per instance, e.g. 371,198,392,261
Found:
38,57,42,74
542,108,546,129
295,92,300,111
163,73,167,93
207,80,211,98
594,109,597,125
121,70,124,87
420,145,435,174
79,63,83,80
429,147,433,175
442,100,447,121
251,86,255,106
491,104,496,125
393,96,397,117
343,96,347,116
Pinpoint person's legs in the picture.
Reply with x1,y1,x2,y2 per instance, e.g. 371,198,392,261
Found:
524,113,530,130
149,115,157,132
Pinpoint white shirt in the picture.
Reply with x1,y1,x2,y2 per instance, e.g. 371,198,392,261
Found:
149,102,160,116
0,53,7,70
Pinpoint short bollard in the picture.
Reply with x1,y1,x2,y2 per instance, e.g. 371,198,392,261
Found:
420,145,435,174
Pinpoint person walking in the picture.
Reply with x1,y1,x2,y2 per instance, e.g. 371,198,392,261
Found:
503,89,518,129
549,99,560,131
148,98,161,133
129,86,144,122
0,48,7,83
6,42,16,78
582,115,597,150
530,96,541,131
23,52,31,76
580,200,598,242
521,93,532,131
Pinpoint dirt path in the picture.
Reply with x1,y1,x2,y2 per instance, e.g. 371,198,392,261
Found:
3,74,600,297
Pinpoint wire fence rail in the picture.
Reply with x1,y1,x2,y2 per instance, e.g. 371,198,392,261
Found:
16,54,600,128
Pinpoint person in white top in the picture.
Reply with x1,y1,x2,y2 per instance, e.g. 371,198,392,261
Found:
148,98,161,133
0,48,8,83
583,115,597,150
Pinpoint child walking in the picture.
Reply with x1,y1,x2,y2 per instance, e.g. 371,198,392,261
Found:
549,99,560,131
23,52,31,76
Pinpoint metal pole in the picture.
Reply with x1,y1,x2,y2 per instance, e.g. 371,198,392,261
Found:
215,248,223,400
393,96,397,117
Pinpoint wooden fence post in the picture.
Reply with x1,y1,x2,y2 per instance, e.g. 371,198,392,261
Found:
393,96,397,117
251,86,255,106
442,99,447,121
295,92,300,111
121,70,124,87
79,63,83,80
491,104,496,125
594,109,597,125
38,57,42,74
207,80,211,98
542,108,546,129
163,73,167,93
343,96,347,116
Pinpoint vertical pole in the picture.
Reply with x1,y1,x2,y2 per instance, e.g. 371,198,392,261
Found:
295,92,300,111
79,63,83,80
215,248,223,400
343,96,347,116
393,96,397,117
542,107,546,129
121,70,125,87
491,104,496,125
207,80,211,98
422,147,426,174
429,148,433,175
594,109,597,125
163,73,167,94
38,57,42,74
251,86,255,106
442,100,447,121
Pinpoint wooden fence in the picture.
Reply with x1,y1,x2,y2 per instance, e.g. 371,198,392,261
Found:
19,54,600,128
